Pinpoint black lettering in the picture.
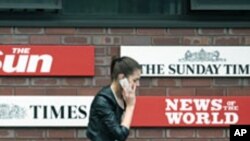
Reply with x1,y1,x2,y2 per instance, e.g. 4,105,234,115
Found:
146,64,155,74
43,106,47,119
239,65,249,74
30,105,41,119
224,64,232,74
78,105,87,119
197,64,205,74
68,105,78,119
213,64,221,74
168,64,176,74
157,64,165,74
233,65,237,74
176,64,185,74
51,106,64,119
186,64,194,74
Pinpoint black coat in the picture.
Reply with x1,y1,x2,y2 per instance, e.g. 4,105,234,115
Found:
86,86,129,141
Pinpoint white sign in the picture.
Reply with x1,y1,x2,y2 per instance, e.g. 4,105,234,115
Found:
121,46,250,77
0,96,94,127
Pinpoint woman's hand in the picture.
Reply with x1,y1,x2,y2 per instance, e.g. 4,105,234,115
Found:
121,83,137,129
122,83,136,108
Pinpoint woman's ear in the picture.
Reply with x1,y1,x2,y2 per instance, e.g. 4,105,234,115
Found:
118,73,125,80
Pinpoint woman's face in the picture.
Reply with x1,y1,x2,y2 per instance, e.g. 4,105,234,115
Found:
127,69,141,87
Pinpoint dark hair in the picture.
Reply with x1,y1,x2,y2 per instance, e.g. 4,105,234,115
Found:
111,56,141,81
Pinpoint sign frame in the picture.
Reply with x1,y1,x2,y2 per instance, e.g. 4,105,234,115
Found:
1,96,250,127
0,45,95,76
121,46,250,77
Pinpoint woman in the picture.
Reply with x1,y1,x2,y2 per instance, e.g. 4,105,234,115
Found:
87,56,141,141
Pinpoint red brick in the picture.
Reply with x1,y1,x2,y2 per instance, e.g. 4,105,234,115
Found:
183,37,211,45
136,128,165,138
128,129,136,138
242,37,247,45
227,88,250,96
45,28,76,35
33,139,61,141
214,37,241,45
63,36,90,44
0,129,14,138
168,28,196,36
244,36,250,45
94,77,110,86
151,139,180,141
211,139,229,141
77,129,87,138
93,36,121,45
30,35,61,44
95,47,106,56
62,78,92,86
139,78,152,87
199,28,226,35
196,88,225,96
248,79,250,85
77,28,105,34
122,36,151,45
95,67,108,76
0,139,27,141
0,35,29,44
152,37,180,45
15,129,45,138
0,78,29,86
230,28,250,35
137,28,166,35
152,78,176,87
197,129,225,138
167,88,195,96
95,56,111,66
214,78,240,86
77,87,101,96
167,129,195,138
226,129,230,137
139,87,166,96
15,88,45,95
15,28,44,34
31,78,59,86
0,88,13,95
0,27,13,34
46,88,77,95
47,129,75,138
62,139,90,141
127,139,150,141
109,28,135,34
107,47,120,56
95,57,106,66
180,139,210,141
182,78,212,87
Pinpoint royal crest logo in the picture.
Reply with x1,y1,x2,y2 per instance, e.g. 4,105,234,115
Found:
0,104,26,119
179,49,226,62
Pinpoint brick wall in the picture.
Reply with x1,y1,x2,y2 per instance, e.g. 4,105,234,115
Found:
1,27,250,141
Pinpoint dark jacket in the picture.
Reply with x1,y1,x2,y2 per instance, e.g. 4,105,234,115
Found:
86,86,129,141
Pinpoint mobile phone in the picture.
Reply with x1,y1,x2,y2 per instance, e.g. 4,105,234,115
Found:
119,78,132,92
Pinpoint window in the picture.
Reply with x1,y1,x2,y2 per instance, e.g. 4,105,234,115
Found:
191,0,250,10
0,0,62,12
0,0,250,27
62,0,178,15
